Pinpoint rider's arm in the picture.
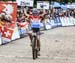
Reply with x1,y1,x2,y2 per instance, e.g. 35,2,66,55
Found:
39,10,46,17
39,10,46,23
24,8,29,17
25,16,30,22
23,8,32,23
25,15,32,23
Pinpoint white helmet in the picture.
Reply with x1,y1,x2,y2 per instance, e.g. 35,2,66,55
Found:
32,8,38,14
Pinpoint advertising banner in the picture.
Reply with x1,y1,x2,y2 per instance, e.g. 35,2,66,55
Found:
37,1,49,9
0,33,2,45
44,19,52,30
67,4,75,9
0,2,20,43
16,0,34,7
18,22,29,38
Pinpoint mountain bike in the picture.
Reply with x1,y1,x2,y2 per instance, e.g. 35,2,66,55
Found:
32,31,40,59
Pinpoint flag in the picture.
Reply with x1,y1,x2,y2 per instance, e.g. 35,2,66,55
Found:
2,27,13,40
0,2,17,21
0,2,17,29
18,22,29,28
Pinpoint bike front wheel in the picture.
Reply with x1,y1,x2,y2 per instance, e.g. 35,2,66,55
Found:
32,36,38,59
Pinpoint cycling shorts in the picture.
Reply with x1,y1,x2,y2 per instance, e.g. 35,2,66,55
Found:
32,28,40,33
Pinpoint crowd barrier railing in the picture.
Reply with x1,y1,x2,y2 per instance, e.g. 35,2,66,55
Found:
0,16,75,45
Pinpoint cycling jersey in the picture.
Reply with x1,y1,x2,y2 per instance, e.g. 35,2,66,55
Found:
29,15,42,28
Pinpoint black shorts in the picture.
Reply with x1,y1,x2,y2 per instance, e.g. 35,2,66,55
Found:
32,28,40,33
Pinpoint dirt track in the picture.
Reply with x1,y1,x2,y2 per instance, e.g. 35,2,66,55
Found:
0,27,75,63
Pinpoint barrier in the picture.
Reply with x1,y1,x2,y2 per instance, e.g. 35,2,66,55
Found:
74,18,75,25
0,16,75,45
0,33,2,45
1,27,13,44
60,17,68,26
66,17,69,26
0,2,17,44
50,19,57,28
40,23,45,30
12,26,20,40
18,22,29,38
54,17,62,27
69,17,75,26
43,17,75,29
60,17,75,26
45,22,52,30
44,19,52,30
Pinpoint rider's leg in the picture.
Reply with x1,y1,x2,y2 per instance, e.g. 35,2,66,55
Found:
37,34,40,51
29,33,32,42
28,31,33,45
37,35,40,56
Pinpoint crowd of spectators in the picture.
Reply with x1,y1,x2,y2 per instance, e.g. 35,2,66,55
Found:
16,7,75,24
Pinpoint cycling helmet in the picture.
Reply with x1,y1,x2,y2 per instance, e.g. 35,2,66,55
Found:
32,8,38,15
